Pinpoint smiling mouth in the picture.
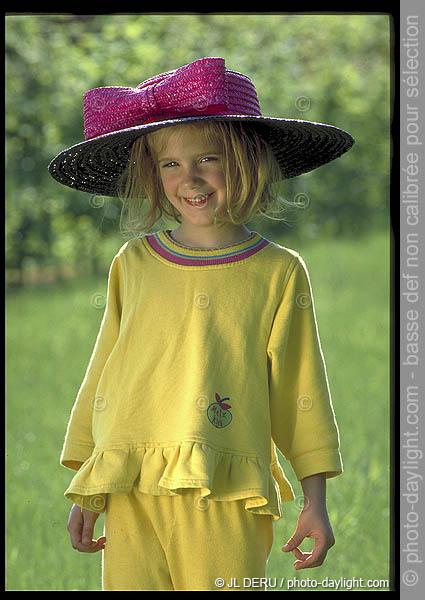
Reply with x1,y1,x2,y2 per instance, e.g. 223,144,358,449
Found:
184,192,214,207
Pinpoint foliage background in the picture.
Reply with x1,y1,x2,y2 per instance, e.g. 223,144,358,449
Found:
6,13,390,284
6,13,392,591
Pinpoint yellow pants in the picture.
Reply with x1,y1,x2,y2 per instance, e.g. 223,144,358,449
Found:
102,488,274,591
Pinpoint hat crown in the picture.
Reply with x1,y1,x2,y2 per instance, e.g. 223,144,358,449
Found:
48,57,355,197
83,58,261,140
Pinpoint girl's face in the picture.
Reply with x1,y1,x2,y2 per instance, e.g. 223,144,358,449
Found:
153,127,227,229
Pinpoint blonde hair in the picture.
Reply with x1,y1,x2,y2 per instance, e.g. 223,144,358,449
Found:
118,120,288,235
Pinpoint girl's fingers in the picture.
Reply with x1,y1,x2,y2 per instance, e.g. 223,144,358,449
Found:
291,547,309,561
68,523,106,553
73,536,106,553
290,536,331,569
67,504,105,553
82,528,95,546
293,546,328,570
294,552,312,568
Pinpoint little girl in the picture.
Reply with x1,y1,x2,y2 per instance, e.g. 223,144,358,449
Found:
49,57,354,591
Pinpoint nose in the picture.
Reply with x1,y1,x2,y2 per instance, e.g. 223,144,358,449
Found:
180,164,204,191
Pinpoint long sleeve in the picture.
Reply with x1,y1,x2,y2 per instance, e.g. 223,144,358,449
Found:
267,255,343,482
60,252,124,471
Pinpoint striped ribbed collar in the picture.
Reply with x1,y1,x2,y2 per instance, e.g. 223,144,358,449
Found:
144,229,270,267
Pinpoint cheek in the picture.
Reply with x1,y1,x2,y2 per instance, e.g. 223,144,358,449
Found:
210,167,226,190
159,172,176,197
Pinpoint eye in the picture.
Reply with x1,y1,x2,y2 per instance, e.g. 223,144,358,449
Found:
200,156,218,163
160,161,178,168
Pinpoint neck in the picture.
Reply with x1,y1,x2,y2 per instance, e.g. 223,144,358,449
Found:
170,224,252,248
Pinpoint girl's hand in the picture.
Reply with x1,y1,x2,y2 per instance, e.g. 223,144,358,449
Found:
67,503,106,553
281,503,335,569
281,473,334,570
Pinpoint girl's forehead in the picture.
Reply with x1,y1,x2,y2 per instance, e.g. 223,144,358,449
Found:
147,123,223,157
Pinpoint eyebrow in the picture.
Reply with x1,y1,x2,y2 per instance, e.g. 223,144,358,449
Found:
157,151,221,162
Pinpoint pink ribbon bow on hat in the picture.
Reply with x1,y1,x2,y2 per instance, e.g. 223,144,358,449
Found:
83,57,261,140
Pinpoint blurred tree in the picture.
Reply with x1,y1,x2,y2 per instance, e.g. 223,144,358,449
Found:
6,13,390,286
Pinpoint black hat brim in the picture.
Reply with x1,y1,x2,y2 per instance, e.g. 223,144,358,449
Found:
48,114,355,197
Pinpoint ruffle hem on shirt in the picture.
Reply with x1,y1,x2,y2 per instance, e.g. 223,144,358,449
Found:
63,440,295,520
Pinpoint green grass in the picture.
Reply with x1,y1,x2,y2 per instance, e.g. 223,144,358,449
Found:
6,230,391,591
266,230,391,591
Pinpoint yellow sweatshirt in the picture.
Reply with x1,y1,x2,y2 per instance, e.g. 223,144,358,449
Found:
60,229,342,519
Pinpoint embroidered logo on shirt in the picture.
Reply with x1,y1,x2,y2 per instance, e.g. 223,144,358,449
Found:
207,393,232,429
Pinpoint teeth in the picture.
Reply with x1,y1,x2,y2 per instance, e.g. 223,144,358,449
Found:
191,194,207,203
184,193,210,207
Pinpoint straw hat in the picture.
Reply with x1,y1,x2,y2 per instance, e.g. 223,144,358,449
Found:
48,57,355,197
